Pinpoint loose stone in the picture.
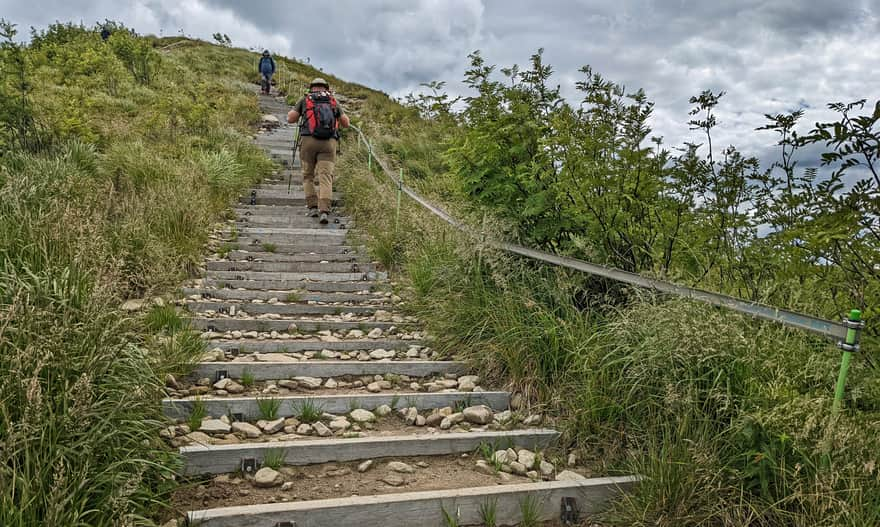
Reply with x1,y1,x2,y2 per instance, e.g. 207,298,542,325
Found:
463,405,493,425
387,461,415,474
253,467,283,488
357,459,374,473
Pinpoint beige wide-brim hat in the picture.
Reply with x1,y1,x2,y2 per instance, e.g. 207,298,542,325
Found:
309,77,329,88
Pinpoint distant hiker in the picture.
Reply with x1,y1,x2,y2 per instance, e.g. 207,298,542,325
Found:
287,77,350,224
259,50,275,94
100,26,111,41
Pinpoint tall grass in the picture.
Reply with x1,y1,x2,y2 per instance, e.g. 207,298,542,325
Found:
337,133,880,526
0,26,273,525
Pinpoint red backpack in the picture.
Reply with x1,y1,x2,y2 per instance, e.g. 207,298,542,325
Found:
304,91,339,139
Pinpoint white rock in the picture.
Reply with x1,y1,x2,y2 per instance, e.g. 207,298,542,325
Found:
347,329,365,338
374,310,392,322
517,449,537,470
523,414,543,426
404,407,419,425
312,421,332,437
368,349,395,360
556,470,587,482
493,410,513,424
121,299,146,311
199,419,231,434
440,413,464,430
357,459,374,473
231,421,262,438
375,404,393,417
367,328,383,339
509,461,527,475
349,409,376,423
463,405,493,425
324,378,338,389
539,460,555,478
457,375,480,391
258,418,285,434
474,460,496,475
329,419,351,432
253,467,282,488
296,423,312,435
492,450,516,465
293,376,322,389
387,461,415,473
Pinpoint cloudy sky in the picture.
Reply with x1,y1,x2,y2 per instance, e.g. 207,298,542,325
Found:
5,0,879,161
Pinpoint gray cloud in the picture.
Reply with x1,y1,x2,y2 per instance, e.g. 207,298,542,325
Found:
3,0,878,165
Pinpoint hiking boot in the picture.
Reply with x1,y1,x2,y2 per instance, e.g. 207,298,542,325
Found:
308,207,319,218
319,212,329,224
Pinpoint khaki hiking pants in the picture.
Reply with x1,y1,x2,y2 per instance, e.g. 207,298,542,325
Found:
300,135,337,212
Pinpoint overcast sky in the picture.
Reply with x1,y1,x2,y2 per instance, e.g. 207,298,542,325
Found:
4,0,879,163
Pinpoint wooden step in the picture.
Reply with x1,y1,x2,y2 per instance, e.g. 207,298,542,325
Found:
181,288,388,303
190,360,463,381
186,476,639,527
181,429,559,475
186,301,385,316
163,391,510,421
192,317,404,333
206,339,424,353
205,261,377,273
202,278,380,292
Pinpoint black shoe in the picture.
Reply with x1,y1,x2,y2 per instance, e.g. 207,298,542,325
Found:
308,207,319,218
319,212,329,224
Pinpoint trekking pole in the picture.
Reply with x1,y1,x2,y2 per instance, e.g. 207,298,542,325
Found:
395,168,403,231
289,113,306,194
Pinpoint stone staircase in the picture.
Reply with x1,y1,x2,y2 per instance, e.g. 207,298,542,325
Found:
160,92,635,526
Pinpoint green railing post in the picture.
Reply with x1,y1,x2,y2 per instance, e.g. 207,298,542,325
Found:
395,168,403,231
832,309,863,415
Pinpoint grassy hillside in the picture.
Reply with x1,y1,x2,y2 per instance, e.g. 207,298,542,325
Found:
336,54,880,526
0,21,394,526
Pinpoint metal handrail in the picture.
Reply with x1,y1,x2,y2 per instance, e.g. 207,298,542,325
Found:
348,124,853,342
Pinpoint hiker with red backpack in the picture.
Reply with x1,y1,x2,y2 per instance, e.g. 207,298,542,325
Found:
287,78,350,224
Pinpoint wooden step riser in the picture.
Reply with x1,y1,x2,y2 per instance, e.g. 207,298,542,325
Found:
181,429,559,475
190,361,462,381
181,288,386,303
229,240,358,254
235,219,352,229
207,339,423,353
193,318,402,332
221,232,349,244
163,392,509,421
202,279,377,293
187,302,383,316
223,251,364,263
205,271,384,283
206,262,375,273
239,196,342,206
187,476,639,527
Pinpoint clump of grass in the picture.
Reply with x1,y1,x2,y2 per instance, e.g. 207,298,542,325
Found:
187,398,207,432
218,242,238,258
261,242,277,253
286,292,301,302
477,442,502,472
262,449,286,470
256,397,281,420
479,499,498,527
240,369,255,388
519,495,540,527
440,505,460,527
296,398,323,423
145,304,185,333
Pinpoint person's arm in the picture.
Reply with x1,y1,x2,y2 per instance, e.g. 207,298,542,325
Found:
288,99,303,123
338,112,351,129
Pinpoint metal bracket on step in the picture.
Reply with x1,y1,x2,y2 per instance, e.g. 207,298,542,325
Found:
250,239,261,245
232,412,244,422
362,274,368,281
228,347,240,356
250,190,257,205
215,370,228,382
207,325,218,332
240,457,257,474
201,292,211,299
246,255,255,261
351,264,360,273
217,306,230,315
234,275,245,281
274,522,295,527
560,497,579,524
